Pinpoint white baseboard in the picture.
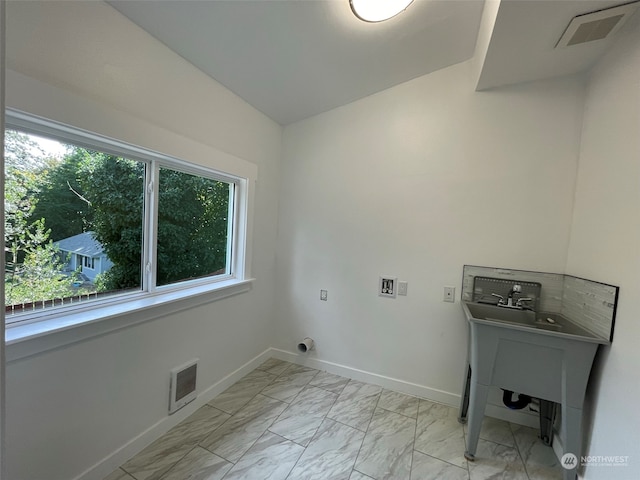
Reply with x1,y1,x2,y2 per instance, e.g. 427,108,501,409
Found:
269,348,461,407
74,349,273,480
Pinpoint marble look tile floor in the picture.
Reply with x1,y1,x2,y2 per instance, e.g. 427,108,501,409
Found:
105,358,562,480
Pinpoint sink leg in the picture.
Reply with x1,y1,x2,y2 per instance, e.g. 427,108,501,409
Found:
458,364,471,424
561,405,583,480
539,399,556,446
465,381,489,461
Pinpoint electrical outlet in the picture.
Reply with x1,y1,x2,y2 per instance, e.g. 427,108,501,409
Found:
320,289,328,301
443,286,455,303
398,281,408,296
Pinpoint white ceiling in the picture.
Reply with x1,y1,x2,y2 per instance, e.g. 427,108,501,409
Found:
108,0,639,125
476,0,639,90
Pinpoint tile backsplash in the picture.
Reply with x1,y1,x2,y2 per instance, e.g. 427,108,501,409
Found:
461,265,564,313
461,265,619,342
561,276,618,341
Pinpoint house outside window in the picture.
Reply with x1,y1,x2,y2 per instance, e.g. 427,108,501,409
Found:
55,232,110,281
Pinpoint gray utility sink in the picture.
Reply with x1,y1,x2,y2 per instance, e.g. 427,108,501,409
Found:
459,301,610,480
464,302,601,339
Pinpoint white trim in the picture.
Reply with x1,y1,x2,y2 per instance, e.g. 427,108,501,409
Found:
6,278,254,362
144,161,158,294
5,108,240,185
225,182,235,276
71,349,273,480
235,177,252,279
269,348,460,407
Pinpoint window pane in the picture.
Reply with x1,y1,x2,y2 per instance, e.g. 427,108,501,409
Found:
156,167,231,286
4,129,144,320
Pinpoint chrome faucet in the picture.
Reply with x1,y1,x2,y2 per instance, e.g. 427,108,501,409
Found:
489,284,534,310
491,284,532,309
506,284,521,307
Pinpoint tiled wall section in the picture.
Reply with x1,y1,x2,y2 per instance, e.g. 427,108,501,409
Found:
461,265,564,312
461,265,618,341
470,277,542,312
562,276,618,341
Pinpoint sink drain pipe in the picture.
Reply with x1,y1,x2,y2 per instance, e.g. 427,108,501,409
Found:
502,389,531,410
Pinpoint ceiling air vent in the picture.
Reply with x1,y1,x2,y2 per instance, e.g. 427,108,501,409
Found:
555,1,640,48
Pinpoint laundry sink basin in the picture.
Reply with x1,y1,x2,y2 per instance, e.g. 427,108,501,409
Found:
464,302,535,326
462,302,602,342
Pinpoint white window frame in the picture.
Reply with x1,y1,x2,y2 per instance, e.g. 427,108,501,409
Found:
4,109,255,360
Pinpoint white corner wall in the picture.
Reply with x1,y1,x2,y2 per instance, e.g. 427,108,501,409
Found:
4,2,281,480
276,60,585,401
472,0,501,89
565,16,640,480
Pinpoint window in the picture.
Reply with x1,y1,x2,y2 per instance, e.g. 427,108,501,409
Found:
83,257,95,270
4,110,251,327
156,166,233,287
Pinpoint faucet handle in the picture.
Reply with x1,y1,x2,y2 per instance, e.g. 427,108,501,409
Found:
491,293,506,305
516,297,533,308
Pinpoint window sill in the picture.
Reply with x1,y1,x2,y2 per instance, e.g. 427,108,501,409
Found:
5,278,254,362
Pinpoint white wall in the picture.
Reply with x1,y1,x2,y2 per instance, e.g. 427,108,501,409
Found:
5,1,635,479
565,16,640,480
4,2,281,480
276,60,585,400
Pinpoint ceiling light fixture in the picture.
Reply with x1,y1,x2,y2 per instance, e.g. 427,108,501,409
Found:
350,0,414,23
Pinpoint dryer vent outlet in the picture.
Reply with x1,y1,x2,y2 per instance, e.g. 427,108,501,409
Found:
169,359,198,414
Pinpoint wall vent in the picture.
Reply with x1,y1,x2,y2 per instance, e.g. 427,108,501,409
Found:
555,1,639,48
169,359,198,414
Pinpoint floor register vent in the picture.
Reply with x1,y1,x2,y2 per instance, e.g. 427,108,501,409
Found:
555,1,639,48
169,359,198,414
